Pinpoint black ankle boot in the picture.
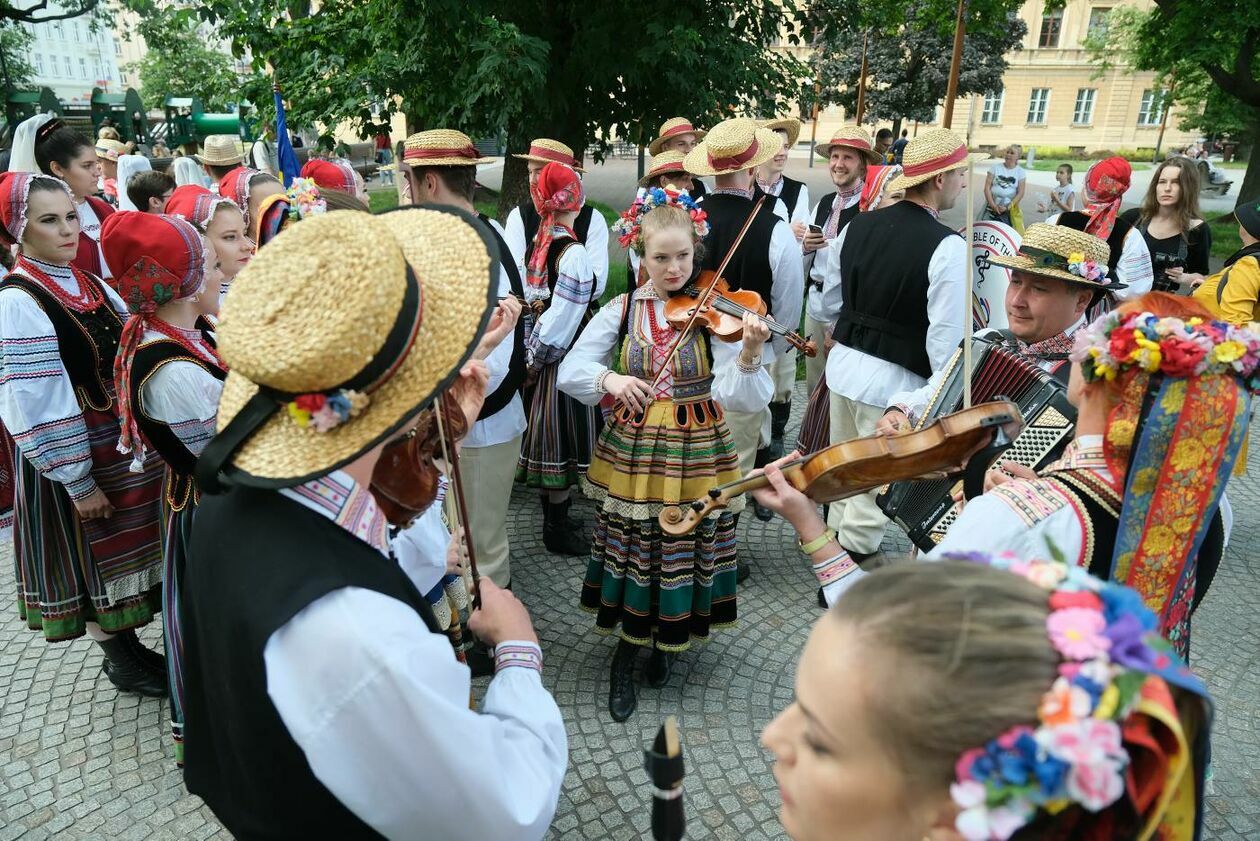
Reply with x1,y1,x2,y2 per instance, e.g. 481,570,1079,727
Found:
608,640,640,722
118,628,166,678
645,646,677,688
543,499,590,556
98,636,168,698
558,496,584,531
751,448,775,522
768,400,791,459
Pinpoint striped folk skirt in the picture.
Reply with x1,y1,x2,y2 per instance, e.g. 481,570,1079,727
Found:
516,361,602,490
162,489,195,764
12,407,164,641
580,398,740,651
794,374,832,456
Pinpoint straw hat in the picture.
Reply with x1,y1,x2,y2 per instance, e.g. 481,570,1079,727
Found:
683,118,782,177
638,151,691,188
648,118,708,157
201,206,496,488
760,117,802,150
95,138,127,162
402,129,494,167
196,134,245,167
989,223,1122,289
512,138,584,172
886,128,989,191
814,126,882,165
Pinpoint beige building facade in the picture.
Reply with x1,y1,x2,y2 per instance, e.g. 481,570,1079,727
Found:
790,0,1199,155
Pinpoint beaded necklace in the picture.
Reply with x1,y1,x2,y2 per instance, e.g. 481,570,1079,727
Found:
13,255,106,312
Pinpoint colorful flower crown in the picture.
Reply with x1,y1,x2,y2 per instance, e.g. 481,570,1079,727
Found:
285,177,328,220
612,187,709,254
1071,310,1260,388
943,551,1190,841
286,388,369,432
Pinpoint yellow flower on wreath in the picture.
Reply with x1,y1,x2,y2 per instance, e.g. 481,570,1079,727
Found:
1213,340,1245,364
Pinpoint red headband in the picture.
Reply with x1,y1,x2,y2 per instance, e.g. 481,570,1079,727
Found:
708,139,761,172
901,144,968,178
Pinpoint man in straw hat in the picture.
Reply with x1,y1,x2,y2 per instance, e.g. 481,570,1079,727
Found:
95,137,128,206
648,117,709,198
503,137,609,297
400,129,528,604
195,134,246,189
182,209,567,838
684,117,804,545
816,127,983,564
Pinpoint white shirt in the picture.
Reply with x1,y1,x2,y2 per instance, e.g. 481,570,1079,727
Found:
762,215,805,360
465,219,526,449
1047,212,1153,301
76,199,111,279
250,138,276,176
525,230,597,368
503,205,610,300
138,328,224,458
758,176,811,227
819,220,967,407
805,191,862,323
264,472,568,841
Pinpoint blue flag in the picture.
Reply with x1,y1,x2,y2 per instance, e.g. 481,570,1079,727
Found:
273,86,301,188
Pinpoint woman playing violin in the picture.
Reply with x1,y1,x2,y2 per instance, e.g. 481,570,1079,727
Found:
558,192,771,722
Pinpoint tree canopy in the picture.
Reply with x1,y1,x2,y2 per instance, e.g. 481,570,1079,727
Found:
124,7,241,111
0,0,97,24
0,21,36,90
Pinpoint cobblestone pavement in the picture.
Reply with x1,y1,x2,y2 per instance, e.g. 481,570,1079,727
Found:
1,390,1257,840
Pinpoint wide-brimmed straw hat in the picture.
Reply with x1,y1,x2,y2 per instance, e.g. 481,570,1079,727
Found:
196,134,245,167
402,129,495,167
683,118,782,177
95,138,127,162
760,117,802,150
512,138,584,172
198,206,496,489
648,118,708,157
886,128,989,191
638,151,691,188
989,223,1123,289
814,126,882,165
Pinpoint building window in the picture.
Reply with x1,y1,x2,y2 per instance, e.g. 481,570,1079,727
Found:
1137,89,1165,126
34,53,43,74
53,22,63,38
62,55,72,77
114,39,121,55
1073,88,1096,124
981,90,1004,124
1087,8,1111,39
1038,8,1063,47
79,57,87,79
1027,88,1050,124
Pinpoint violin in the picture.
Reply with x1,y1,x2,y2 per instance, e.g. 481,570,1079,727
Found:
658,401,1024,536
369,389,470,527
664,271,818,357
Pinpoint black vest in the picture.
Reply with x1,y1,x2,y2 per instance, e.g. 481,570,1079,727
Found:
477,214,527,419
520,201,594,263
698,193,780,309
690,179,708,200
1,274,121,410
130,337,226,510
182,486,441,840
832,201,956,378
1055,211,1136,281
811,192,861,235
755,176,805,221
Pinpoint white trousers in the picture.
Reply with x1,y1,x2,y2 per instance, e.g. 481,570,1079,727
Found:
826,392,889,555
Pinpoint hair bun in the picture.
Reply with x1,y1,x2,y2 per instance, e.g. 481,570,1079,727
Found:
34,118,65,145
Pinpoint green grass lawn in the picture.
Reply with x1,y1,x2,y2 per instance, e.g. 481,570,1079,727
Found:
1217,159,1250,170
1026,160,1152,172
1209,216,1244,261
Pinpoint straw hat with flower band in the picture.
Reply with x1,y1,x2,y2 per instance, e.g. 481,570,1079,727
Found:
512,138,584,172
195,206,497,491
647,118,708,157
402,129,495,167
814,126,883,166
886,127,989,192
759,117,802,150
95,138,128,163
990,223,1125,291
195,135,245,167
637,151,691,188
682,118,782,177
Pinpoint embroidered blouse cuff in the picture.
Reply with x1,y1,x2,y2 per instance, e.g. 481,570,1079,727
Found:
63,473,99,501
736,354,763,374
494,641,543,675
595,369,614,395
815,551,868,607
887,403,915,423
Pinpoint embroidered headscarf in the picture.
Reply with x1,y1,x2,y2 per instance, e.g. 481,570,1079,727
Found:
216,166,262,231
1071,294,1259,657
525,161,584,304
1081,157,1131,241
0,171,72,248
165,184,238,233
300,158,357,195
859,164,901,213
101,211,222,469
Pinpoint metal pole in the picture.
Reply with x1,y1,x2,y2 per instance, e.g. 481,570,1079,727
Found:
942,0,967,128
855,32,869,124
809,81,821,169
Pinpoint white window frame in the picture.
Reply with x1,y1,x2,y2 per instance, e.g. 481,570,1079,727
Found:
1073,88,1096,125
1137,89,1165,126
1027,88,1050,124
981,90,1004,124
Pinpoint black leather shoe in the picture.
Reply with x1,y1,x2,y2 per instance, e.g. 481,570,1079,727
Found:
645,647,677,688
736,560,752,584
608,641,639,722
98,637,167,698
543,500,590,556
119,628,166,678
752,499,775,522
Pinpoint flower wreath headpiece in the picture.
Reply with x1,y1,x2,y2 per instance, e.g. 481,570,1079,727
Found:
1071,310,1260,389
943,551,1208,841
612,186,709,255
284,177,328,220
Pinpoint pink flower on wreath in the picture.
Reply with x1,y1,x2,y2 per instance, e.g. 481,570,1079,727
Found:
1046,607,1111,660
1066,758,1126,811
1041,718,1125,766
309,404,342,432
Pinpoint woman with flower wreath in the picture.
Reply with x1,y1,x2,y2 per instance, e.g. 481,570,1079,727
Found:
101,210,226,763
558,191,772,721
924,291,1252,660
0,171,167,697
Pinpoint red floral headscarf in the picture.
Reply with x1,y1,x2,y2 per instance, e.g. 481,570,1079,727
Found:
525,162,585,302
1082,157,1131,241
860,165,902,212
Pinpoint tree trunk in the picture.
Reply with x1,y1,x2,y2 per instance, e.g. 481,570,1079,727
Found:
1235,119,1260,211
892,117,903,138
497,152,530,221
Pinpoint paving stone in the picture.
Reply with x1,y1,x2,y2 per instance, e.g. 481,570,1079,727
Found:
0,386,1255,839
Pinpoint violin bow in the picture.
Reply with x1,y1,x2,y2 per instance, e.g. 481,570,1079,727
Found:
434,394,482,611
643,196,768,398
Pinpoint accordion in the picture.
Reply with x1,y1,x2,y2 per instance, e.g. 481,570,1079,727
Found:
877,335,1077,551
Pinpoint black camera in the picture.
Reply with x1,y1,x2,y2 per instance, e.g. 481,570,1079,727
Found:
1151,252,1187,293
